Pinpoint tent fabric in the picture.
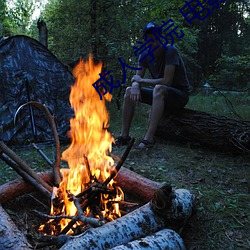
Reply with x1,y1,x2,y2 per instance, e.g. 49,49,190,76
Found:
0,35,75,144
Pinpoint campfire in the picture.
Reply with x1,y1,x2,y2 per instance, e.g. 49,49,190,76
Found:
39,55,127,236
0,55,196,249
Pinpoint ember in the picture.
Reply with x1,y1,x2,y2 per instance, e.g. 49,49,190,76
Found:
40,55,124,236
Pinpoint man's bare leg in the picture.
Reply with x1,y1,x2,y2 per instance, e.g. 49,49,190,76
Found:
139,85,166,146
120,87,136,138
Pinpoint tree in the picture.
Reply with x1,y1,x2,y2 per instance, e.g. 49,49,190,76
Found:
191,0,250,89
0,0,12,36
5,0,35,35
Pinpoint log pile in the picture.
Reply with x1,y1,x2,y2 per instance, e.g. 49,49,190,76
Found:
60,185,195,250
156,108,250,154
0,161,196,249
0,121,196,249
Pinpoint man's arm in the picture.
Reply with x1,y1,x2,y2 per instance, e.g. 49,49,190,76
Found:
130,66,146,102
132,64,176,87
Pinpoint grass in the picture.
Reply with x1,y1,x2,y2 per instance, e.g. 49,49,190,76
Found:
186,93,250,120
0,94,249,249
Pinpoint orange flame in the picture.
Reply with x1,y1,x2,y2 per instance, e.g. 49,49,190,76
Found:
43,55,123,234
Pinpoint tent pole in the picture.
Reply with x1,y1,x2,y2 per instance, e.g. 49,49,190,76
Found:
24,78,38,142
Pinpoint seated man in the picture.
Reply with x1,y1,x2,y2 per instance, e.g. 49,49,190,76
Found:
116,22,191,148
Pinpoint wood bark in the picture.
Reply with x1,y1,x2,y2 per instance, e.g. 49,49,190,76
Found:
110,228,185,250
0,204,32,249
59,202,166,250
59,187,195,250
0,171,53,205
37,19,48,47
156,108,250,154
115,166,162,202
0,167,160,205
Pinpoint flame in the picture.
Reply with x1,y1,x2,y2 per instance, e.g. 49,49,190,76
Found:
41,55,123,235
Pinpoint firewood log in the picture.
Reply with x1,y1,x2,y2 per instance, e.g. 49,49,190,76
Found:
110,228,186,250
0,204,32,249
115,166,162,202
59,186,195,250
0,171,53,204
156,108,250,154
0,167,158,205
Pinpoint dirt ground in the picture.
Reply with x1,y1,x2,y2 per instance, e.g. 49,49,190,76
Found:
1,139,249,249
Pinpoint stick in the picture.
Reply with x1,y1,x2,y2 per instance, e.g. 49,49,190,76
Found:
0,152,51,199
24,78,38,141
0,141,52,193
103,138,135,186
32,143,53,167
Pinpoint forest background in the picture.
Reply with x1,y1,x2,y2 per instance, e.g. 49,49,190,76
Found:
0,1,250,249
1,0,250,94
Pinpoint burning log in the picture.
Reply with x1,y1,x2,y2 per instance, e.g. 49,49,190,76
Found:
0,204,32,249
110,228,185,250
59,185,195,250
156,108,250,154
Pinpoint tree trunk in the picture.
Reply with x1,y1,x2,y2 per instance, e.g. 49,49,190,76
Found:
156,108,250,154
37,19,48,47
0,204,32,249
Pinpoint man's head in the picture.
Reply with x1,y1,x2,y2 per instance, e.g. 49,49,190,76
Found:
142,22,161,39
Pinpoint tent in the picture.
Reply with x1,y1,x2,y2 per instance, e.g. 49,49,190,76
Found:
0,35,75,145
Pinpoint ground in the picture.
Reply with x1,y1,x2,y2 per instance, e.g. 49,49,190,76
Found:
0,94,249,249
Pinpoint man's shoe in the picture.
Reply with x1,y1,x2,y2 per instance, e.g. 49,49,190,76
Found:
136,139,155,149
114,136,132,147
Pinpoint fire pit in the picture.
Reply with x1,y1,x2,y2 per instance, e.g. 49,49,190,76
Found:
0,55,196,249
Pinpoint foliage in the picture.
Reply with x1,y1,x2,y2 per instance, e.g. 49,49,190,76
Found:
0,0,11,36
208,54,250,89
2,0,250,92
192,0,250,89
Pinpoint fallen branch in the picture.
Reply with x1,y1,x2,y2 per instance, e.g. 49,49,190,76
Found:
104,138,135,186
0,167,160,205
115,167,162,202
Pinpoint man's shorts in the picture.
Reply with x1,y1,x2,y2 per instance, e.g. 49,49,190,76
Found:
140,87,189,112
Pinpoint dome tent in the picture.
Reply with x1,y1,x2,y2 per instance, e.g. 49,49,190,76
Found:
0,35,74,144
